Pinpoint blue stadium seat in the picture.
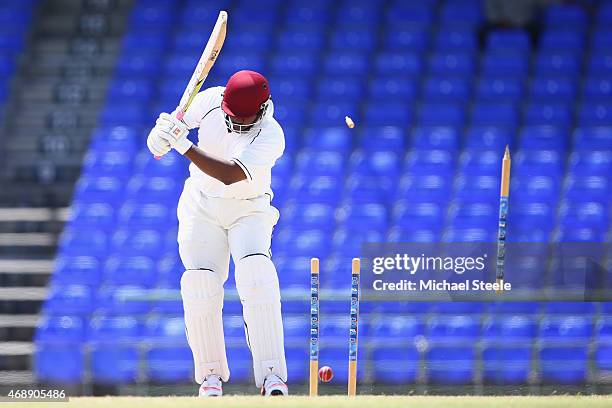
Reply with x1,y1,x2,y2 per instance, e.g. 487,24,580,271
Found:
579,103,612,126
591,29,612,51
427,346,475,384
482,346,531,384
99,103,149,126
535,52,580,76
274,228,331,258
368,77,418,101
35,315,86,342
221,29,272,52
529,77,576,102
324,53,368,76
519,126,568,150
303,127,352,152
564,175,611,203
73,176,125,203
350,150,401,177
573,127,612,150
417,102,466,126
487,30,531,52
289,175,343,203
331,227,385,257
540,29,585,51
405,149,455,175
338,1,381,25
282,203,335,230
317,77,365,101
412,126,460,150
439,0,483,26
103,256,158,288
108,79,155,102
476,78,524,102
310,102,359,125
359,126,406,150
271,52,318,76
482,316,537,341
435,28,477,52
35,342,84,383
122,31,167,53
481,52,529,76
544,302,596,315
67,202,115,230
336,203,388,230
429,52,475,76
539,345,588,383
88,315,141,342
471,102,519,126
294,151,346,177
44,285,95,316
398,174,451,201
91,344,139,384
427,315,480,341
97,286,151,315
525,102,572,126
544,4,587,27
146,346,192,382
345,175,396,203
540,317,593,342
458,150,503,175
386,3,435,26
372,345,420,384
595,344,612,372
144,316,188,345
383,26,428,52
569,151,612,176
587,52,612,76
53,256,102,286
330,28,376,51
276,28,324,51
375,52,423,76
363,101,411,126
464,126,514,150
583,78,612,100
423,77,471,101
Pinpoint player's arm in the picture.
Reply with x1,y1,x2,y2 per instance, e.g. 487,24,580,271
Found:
184,145,246,185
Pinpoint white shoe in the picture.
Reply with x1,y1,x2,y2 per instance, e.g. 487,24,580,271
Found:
199,375,222,397
260,374,288,396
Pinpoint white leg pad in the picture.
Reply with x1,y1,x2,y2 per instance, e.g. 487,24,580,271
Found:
235,255,287,388
181,269,230,383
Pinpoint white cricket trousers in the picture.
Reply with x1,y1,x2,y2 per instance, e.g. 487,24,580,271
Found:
176,177,287,388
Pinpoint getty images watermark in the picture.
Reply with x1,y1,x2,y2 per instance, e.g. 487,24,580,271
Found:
370,253,511,292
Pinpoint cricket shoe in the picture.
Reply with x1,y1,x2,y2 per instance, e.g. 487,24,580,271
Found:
199,375,222,397
260,374,288,396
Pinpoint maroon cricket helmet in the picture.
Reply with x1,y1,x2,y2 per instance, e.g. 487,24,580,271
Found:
222,70,270,118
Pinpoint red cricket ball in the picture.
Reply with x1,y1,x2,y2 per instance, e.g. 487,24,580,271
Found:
318,365,333,382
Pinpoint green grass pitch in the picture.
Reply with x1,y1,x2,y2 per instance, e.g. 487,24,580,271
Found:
3,396,611,408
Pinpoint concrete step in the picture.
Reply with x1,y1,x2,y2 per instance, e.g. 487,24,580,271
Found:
0,184,74,207
0,315,38,342
0,342,34,371
0,370,34,385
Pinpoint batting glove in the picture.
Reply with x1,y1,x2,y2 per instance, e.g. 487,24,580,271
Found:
146,127,172,157
155,112,193,155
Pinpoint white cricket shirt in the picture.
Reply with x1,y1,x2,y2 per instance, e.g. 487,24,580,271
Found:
174,86,285,200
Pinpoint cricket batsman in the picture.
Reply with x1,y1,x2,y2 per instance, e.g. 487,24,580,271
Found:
146,70,288,397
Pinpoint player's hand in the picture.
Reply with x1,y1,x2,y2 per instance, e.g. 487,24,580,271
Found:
146,126,172,157
155,112,193,155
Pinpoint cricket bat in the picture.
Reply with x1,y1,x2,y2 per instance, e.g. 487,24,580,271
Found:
155,10,227,159
175,10,228,121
